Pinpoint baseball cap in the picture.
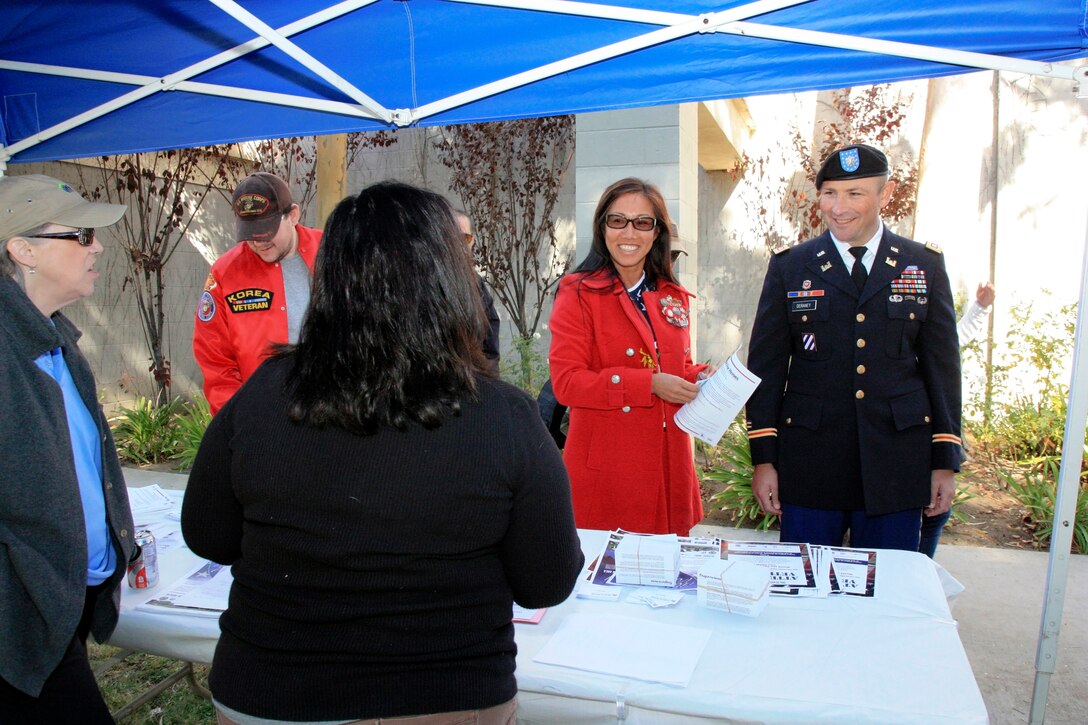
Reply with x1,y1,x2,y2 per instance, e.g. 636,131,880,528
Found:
815,144,890,189
0,174,127,240
232,172,294,243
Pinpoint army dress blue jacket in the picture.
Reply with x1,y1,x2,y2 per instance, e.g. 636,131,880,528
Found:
745,228,962,516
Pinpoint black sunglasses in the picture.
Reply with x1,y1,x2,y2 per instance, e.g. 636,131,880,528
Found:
32,228,96,246
605,213,657,232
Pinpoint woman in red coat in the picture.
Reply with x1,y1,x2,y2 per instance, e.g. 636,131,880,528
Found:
549,178,709,535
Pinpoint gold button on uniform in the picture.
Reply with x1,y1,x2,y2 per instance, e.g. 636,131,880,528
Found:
855,390,865,399
924,415,931,423
856,338,866,348
802,315,808,322
785,417,792,424
909,312,916,320
856,364,866,374
856,313,865,322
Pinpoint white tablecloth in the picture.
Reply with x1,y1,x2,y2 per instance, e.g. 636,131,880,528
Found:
111,490,988,724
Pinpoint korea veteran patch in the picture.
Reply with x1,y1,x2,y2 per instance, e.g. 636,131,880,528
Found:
226,288,273,313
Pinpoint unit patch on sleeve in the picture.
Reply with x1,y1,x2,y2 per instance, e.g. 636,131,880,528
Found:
197,290,216,322
226,288,273,313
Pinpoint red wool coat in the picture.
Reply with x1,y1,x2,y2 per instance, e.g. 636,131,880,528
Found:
548,270,707,535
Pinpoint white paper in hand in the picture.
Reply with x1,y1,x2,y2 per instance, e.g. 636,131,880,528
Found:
674,350,761,446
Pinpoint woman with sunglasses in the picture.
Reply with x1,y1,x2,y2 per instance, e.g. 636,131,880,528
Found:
0,174,134,723
182,181,583,725
548,178,711,536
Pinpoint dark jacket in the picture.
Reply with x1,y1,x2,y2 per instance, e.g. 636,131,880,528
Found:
479,275,501,367
745,228,962,515
0,275,135,696
181,357,583,720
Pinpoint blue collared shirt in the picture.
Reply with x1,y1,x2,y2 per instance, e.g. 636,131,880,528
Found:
34,344,116,586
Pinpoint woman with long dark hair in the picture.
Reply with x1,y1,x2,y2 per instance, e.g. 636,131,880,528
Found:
182,181,583,725
548,178,709,536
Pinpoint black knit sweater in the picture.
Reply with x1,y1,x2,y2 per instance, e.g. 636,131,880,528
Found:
181,357,584,720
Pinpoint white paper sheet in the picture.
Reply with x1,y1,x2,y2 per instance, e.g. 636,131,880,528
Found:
532,612,711,686
128,484,175,517
674,350,761,446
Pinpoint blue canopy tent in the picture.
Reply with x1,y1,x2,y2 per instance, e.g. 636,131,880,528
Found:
2,1,1087,721
2,0,1086,163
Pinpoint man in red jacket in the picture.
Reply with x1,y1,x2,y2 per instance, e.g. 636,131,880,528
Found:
193,172,322,413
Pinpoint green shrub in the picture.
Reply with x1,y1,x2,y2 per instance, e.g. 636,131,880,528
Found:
501,334,549,394
1000,453,1088,553
702,418,779,531
110,397,184,465
174,397,212,471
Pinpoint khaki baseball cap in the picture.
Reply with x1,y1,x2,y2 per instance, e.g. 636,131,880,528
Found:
232,172,294,243
0,174,127,240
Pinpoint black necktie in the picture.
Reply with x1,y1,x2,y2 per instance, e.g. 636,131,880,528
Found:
849,247,868,292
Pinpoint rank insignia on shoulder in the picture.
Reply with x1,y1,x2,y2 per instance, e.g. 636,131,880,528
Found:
924,241,943,254
772,244,790,255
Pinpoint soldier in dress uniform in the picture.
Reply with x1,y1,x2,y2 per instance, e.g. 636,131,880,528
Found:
745,144,962,550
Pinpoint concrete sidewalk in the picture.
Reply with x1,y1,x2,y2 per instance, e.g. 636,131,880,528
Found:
129,468,1086,724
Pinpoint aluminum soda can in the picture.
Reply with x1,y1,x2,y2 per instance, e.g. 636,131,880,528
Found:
127,529,159,589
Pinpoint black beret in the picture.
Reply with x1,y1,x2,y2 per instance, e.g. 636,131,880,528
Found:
815,144,889,189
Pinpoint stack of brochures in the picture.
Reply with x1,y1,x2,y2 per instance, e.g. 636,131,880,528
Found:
696,558,770,616
614,534,681,587
583,530,879,599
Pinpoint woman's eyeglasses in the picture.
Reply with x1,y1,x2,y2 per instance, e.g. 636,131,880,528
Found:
604,213,657,232
32,228,96,246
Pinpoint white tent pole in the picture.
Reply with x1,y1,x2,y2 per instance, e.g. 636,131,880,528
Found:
723,22,1076,80
1028,199,1088,723
207,0,394,123
0,0,378,160
415,0,809,120
0,61,384,121
461,1,1077,81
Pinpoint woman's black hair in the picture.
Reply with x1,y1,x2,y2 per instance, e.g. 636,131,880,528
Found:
572,177,677,286
279,181,491,434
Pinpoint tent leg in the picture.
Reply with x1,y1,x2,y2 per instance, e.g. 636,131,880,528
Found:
1028,195,1088,724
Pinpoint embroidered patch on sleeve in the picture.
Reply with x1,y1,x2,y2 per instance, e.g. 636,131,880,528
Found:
226,288,273,313
197,290,216,322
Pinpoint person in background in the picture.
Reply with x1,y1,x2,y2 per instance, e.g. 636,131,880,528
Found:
957,280,996,347
548,178,710,536
0,174,135,723
182,181,583,725
919,280,996,557
746,144,962,551
193,172,322,414
453,208,501,368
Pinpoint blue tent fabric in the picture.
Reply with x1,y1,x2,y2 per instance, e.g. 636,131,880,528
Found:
1,0,1086,162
